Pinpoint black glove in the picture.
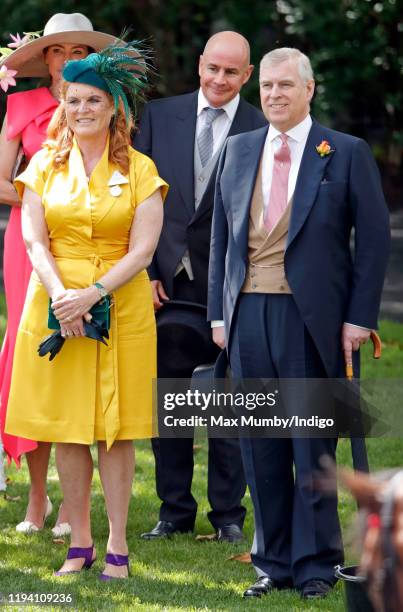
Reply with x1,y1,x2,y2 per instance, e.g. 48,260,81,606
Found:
84,317,109,345
38,318,110,361
37,331,65,361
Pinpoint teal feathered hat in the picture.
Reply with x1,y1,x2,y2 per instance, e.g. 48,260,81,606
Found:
62,40,150,121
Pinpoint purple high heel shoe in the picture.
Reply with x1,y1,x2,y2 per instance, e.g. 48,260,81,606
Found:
54,544,96,576
99,553,130,581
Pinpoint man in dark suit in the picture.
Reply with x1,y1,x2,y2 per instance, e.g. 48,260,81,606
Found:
208,48,390,597
135,31,267,541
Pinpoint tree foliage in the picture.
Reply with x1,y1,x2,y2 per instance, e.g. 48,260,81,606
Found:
0,0,401,204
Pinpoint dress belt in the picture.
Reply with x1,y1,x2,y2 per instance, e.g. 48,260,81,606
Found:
100,299,120,451
50,247,128,263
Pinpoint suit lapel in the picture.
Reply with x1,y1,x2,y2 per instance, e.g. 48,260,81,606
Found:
231,128,268,257
287,121,334,248
226,97,249,137
167,92,197,218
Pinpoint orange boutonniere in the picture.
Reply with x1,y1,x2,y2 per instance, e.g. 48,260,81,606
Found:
316,140,334,157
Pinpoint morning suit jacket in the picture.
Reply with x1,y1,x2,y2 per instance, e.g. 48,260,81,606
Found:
208,120,391,376
134,90,267,303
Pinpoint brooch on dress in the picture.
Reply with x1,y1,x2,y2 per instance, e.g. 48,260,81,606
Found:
107,170,129,197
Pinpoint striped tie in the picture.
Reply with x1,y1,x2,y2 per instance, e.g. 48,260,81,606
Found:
197,107,225,167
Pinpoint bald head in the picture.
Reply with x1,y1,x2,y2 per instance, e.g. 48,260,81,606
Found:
203,31,250,67
199,31,253,108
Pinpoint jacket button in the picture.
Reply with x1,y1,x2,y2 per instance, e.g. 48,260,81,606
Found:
280,284,285,290
252,283,257,289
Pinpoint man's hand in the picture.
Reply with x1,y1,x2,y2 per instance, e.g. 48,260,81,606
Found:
213,325,226,349
151,280,169,310
342,323,371,367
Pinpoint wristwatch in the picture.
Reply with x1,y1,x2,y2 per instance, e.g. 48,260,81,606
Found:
94,282,108,298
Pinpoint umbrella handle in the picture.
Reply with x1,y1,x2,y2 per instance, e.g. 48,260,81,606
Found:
370,330,381,359
345,363,354,381
345,330,382,380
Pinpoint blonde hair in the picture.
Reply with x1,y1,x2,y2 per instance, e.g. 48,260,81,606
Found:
45,81,134,174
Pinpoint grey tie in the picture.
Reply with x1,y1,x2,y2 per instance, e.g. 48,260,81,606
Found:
197,107,225,167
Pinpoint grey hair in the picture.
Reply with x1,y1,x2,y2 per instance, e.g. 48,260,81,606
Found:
260,48,314,83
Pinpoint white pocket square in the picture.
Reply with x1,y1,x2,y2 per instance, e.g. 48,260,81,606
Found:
108,171,129,186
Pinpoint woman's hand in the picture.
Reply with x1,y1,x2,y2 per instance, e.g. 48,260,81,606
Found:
52,286,99,324
60,316,86,338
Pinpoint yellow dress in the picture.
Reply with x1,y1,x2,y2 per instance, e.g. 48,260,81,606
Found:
5,138,168,449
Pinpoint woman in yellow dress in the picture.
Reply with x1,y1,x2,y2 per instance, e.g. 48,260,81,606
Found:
0,12,119,537
5,43,167,579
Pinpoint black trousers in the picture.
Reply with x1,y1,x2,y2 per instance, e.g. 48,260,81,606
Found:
151,271,246,529
229,293,344,586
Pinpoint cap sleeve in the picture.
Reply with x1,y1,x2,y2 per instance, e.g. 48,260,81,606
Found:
131,149,169,206
14,149,52,200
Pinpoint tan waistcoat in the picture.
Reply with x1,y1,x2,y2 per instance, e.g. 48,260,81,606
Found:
242,160,292,294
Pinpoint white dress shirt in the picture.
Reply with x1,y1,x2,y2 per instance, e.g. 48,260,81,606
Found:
197,89,240,156
261,114,312,212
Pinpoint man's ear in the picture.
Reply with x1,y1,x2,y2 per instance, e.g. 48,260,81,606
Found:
198,55,204,77
307,79,315,102
242,64,254,85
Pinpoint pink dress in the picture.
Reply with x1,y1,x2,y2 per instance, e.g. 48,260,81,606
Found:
0,88,58,466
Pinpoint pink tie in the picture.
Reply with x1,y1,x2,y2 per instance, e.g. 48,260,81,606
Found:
264,134,291,232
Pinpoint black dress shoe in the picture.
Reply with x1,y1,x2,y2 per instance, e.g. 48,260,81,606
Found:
140,520,193,540
216,523,243,543
300,578,333,599
243,576,275,598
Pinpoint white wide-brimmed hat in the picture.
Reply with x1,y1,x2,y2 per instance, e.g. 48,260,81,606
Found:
0,13,119,78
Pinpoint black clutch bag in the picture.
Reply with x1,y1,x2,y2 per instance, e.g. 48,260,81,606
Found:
47,296,111,331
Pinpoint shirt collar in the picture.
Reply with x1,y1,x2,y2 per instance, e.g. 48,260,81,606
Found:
197,88,240,121
268,114,312,143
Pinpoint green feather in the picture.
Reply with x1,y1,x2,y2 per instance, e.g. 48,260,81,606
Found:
89,39,153,123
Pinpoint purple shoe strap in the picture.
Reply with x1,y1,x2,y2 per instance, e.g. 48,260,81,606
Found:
105,553,129,566
67,545,94,566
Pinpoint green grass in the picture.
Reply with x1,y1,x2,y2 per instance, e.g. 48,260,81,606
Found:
0,319,402,611
360,319,403,377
